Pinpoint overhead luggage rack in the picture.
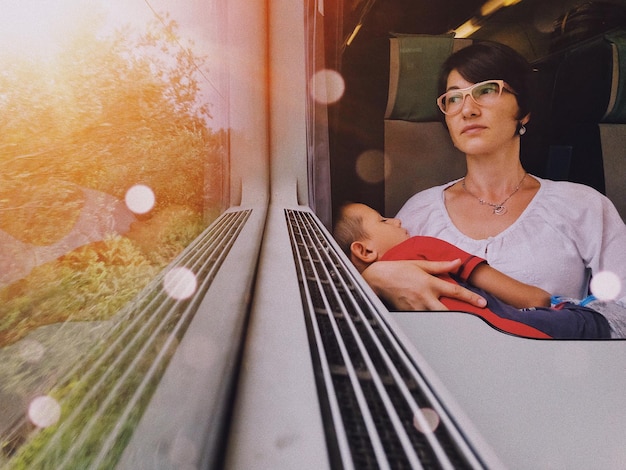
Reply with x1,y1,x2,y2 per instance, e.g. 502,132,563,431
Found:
285,209,484,469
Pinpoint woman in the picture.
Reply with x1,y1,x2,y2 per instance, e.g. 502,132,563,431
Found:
363,41,626,319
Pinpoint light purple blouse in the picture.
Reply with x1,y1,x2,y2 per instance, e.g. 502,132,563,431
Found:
396,176,626,301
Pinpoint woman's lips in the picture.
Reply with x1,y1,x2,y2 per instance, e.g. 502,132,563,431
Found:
461,124,486,134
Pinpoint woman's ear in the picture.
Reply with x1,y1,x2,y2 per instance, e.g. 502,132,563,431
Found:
350,240,379,263
520,112,530,126
517,113,531,135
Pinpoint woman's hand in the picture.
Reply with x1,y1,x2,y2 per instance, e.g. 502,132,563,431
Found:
361,259,487,311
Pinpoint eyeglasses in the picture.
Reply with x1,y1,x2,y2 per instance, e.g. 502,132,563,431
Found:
436,80,515,115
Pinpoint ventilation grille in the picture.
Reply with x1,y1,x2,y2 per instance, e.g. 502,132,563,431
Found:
3,210,251,469
285,209,483,470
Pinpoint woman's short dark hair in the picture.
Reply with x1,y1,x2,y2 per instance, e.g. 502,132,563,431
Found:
438,41,534,119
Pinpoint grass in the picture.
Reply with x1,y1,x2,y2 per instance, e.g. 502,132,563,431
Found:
0,204,207,467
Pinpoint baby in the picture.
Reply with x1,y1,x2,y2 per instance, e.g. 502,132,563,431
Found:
333,202,611,339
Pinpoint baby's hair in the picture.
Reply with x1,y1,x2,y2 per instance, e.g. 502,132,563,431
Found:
333,202,368,256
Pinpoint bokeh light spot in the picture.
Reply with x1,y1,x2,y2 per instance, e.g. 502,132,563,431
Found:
356,149,388,184
164,267,197,300
125,184,155,214
310,69,345,105
28,395,61,428
413,407,440,434
590,271,622,301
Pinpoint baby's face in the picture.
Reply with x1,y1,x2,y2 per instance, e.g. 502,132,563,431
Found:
352,204,410,256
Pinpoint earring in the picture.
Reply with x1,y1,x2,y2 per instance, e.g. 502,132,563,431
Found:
519,124,527,135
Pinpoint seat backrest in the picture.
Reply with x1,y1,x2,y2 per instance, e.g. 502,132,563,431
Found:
383,35,471,216
599,30,626,221
537,28,626,221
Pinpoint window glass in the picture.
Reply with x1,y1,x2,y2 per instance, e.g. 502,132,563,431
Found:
0,0,227,465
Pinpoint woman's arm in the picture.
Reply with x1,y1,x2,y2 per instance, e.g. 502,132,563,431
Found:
362,259,487,311
468,263,550,308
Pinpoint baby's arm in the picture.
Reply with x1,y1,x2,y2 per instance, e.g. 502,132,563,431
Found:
468,262,550,308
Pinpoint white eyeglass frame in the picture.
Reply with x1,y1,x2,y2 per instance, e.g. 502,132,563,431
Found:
436,79,516,115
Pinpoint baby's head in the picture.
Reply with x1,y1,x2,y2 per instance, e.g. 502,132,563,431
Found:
333,203,410,272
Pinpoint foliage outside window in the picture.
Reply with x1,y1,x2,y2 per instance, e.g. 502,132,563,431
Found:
0,2,225,466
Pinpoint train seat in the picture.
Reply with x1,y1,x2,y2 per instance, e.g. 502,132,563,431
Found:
599,30,626,221
383,35,471,216
535,29,626,221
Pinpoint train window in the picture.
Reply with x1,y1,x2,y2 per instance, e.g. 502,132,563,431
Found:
2,0,625,467
0,0,229,466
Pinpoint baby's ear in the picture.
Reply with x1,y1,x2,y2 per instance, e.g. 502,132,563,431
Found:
350,241,378,263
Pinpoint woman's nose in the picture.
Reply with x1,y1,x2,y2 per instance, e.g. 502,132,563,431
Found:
460,93,479,115
391,218,401,227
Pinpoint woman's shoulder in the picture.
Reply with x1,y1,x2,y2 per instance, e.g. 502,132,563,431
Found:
535,176,613,209
537,176,603,196
531,176,623,227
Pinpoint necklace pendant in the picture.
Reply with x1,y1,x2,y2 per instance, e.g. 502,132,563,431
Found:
462,172,527,217
493,205,507,215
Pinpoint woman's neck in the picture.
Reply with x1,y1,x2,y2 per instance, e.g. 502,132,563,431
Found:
463,156,527,200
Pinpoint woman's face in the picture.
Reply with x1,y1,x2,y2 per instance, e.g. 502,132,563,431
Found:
444,69,527,156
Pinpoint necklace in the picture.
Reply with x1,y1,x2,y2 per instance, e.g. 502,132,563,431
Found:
462,172,527,215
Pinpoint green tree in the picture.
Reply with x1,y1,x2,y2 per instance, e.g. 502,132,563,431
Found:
0,13,223,216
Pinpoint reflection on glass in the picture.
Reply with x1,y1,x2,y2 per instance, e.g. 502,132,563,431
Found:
0,0,226,466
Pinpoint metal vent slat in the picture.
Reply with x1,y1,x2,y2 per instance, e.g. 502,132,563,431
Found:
286,209,484,469
6,210,251,469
